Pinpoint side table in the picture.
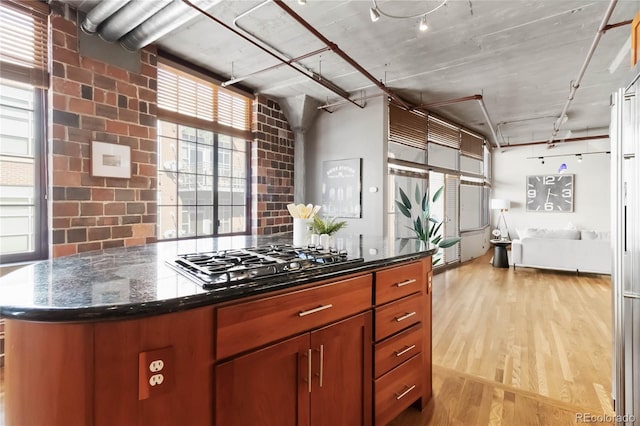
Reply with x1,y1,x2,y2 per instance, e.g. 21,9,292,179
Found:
490,239,511,268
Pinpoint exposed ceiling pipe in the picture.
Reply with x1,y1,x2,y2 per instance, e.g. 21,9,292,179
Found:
99,0,172,43
272,0,412,111
318,92,385,110
548,0,618,146
504,134,608,149
230,1,357,105
476,96,501,150
81,0,130,34
120,0,223,51
417,94,482,109
181,0,363,109
222,47,331,87
602,19,633,32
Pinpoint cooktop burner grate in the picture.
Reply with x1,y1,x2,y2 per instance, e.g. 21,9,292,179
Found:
168,244,362,289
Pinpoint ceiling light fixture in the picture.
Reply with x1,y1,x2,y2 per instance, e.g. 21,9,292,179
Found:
369,0,448,31
297,0,306,4
419,15,428,31
577,154,583,163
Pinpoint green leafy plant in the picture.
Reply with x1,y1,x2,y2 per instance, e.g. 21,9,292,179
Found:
309,215,347,235
395,184,461,264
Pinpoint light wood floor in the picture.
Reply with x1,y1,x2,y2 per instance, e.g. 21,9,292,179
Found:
0,252,613,425
392,251,613,425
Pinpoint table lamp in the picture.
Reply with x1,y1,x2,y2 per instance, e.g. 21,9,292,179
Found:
490,198,511,240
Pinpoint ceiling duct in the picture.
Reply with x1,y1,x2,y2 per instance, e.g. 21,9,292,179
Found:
120,0,223,51
98,0,172,43
76,0,221,51
80,0,130,34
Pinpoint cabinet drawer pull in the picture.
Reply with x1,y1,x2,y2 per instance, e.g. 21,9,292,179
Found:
307,349,312,393
319,344,324,388
395,384,416,400
394,344,416,357
395,311,416,322
299,304,333,317
396,278,417,287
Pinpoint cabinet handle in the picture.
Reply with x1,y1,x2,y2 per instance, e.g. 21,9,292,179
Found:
319,344,324,388
307,349,312,393
394,344,416,357
299,304,333,317
396,278,417,287
395,384,416,400
395,311,416,322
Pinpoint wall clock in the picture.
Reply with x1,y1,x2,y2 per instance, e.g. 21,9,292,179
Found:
526,174,574,212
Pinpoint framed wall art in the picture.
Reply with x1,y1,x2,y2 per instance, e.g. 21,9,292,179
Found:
321,158,362,218
91,141,131,179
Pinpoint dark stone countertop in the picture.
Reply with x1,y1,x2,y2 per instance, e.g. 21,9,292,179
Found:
0,234,436,322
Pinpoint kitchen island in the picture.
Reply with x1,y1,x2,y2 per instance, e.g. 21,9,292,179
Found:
0,235,436,426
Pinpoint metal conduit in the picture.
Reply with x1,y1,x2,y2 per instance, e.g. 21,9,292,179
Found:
222,47,331,87
272,0,411,111
548,0,618,146
181,0,363,109
230,0,353,102
81,0,130,34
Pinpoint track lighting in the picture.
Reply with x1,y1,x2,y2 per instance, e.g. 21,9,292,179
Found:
370,7,380,22
419,15,428,31
528,151,608,162
369,0,447,28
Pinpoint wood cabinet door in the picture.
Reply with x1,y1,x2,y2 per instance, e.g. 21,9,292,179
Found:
310,312,372,426
215,333,311,426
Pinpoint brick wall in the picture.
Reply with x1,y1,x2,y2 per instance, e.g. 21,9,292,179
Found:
50,11,157,257
252,96,295,235
48,8,294,254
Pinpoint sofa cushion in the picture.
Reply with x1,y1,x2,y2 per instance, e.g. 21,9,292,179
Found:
519,228,580,240
581,230,610,241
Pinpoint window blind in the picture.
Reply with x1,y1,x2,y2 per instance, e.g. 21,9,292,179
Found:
157,62,252,139
460,130,484,159
389,104,427,149
0,0,49,88
427,116,460,149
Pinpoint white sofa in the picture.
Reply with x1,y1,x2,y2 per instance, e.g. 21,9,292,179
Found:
511,228,611,274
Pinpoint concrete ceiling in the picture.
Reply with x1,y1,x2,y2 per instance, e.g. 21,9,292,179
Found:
64,0,639,146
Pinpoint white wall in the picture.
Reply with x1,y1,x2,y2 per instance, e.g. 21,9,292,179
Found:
492,138,610,238
304,96,387,236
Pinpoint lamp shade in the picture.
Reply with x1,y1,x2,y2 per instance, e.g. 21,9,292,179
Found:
490,198,510,210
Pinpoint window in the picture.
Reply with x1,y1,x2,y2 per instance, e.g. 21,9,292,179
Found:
0,0,48,262
156,60,252,240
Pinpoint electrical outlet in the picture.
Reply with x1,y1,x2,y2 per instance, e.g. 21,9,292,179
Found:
149,359,164,372
139,347,174,400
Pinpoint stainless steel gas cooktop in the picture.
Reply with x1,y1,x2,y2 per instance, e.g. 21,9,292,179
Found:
168,244,363,289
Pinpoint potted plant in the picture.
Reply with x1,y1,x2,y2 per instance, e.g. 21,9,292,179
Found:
309,215,347,236
395,184,460,264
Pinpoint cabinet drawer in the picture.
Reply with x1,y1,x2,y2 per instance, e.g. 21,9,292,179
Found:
375,262,424,305
216,274,372,359
374,324,422,378
374,293,423,342
374,354,423,426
